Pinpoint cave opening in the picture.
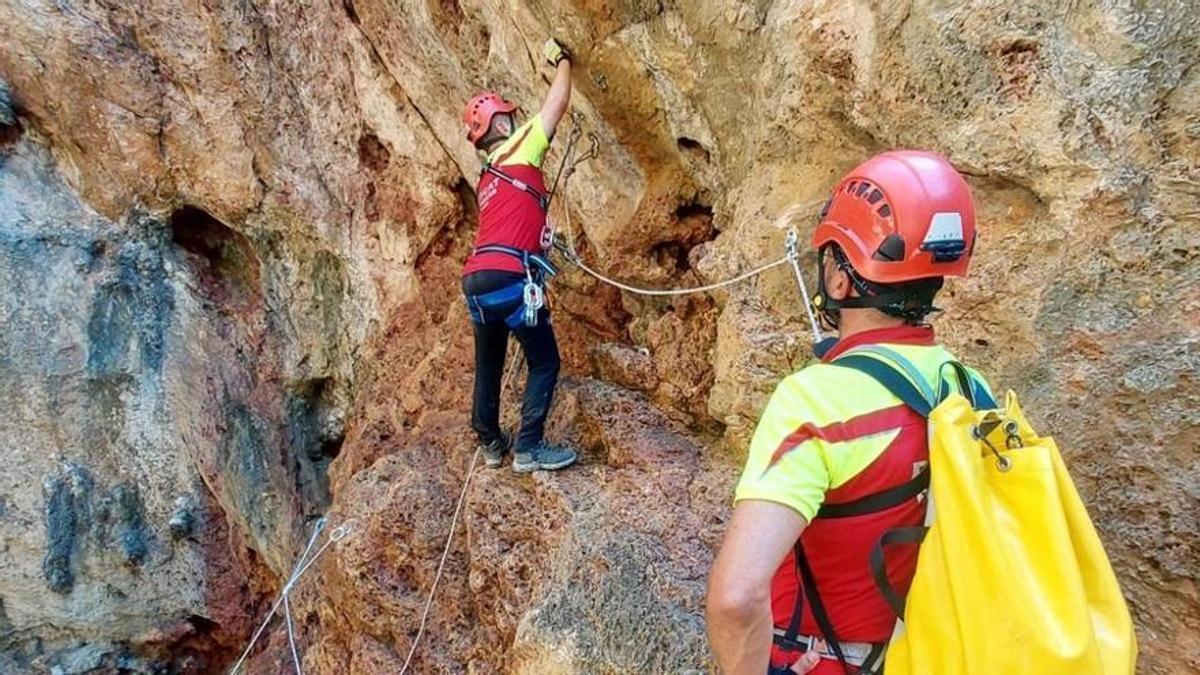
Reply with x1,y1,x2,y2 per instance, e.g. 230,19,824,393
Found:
357,131,390,172
674,200,714,222
0,119,19,149
0,84,18,150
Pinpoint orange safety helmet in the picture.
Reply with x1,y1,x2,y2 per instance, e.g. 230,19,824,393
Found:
463,91,518,145
811,150,976,284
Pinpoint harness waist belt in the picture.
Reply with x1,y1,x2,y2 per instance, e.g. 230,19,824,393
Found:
473,282,525,307
472,244,558,276
771,628,877,667
466,281,532,329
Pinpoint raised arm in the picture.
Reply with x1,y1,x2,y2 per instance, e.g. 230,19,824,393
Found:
539,38,573,139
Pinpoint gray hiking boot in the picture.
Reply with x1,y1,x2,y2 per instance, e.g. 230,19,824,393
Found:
480,431,511,468
512,441,578,473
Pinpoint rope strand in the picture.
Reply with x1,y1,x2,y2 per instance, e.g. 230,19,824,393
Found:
551,117,824,340
560,248,792,296
550,118,805,302
398,342,521,674
229,518,354,675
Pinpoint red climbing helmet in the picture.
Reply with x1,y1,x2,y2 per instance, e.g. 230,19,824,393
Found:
812,150,976,284
463,91,518,145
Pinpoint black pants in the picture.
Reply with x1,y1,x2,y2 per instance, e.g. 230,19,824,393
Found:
463,270,561,452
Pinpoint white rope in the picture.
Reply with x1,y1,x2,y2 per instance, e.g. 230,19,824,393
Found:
551,119,803,301
563,251,793,296
397,342,519,675
229,518,355,675
283,594,300,675
229,340,524,675
552,127,826,338
398,447,483,674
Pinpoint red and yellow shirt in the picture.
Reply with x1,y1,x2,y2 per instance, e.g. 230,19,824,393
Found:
463,114,552,277
734,326,990,661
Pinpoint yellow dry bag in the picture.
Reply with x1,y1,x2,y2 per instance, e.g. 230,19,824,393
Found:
835,350,1137,675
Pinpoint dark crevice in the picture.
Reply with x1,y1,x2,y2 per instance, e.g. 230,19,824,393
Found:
186,615,219,634
646,199,716,275
0,80,21,150
342,0,361,25
0,119,20,149
358,130,390,172
651,241,692,273
169,206,261,309
674,201,714,222
673,200,716,247
676,136,710,163
285,377,344,518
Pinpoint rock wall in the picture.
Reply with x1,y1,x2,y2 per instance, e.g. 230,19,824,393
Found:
0,1,1197,673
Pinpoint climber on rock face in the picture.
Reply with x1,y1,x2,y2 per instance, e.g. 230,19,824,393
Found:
705,151,989,675
459,38,578,474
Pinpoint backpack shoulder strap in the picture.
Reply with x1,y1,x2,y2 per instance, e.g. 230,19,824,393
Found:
821,351,932,520
849,345,938,404
833,353,933,418
936,361,997,410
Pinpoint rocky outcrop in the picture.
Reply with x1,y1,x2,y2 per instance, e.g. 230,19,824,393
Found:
0,1,1197,673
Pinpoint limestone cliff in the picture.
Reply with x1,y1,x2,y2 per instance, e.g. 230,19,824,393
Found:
0,1,1196,673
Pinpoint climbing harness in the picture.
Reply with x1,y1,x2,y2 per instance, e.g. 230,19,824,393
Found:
466,244,558,328
482,163,550,211
229,517,355,675
467,118,587,330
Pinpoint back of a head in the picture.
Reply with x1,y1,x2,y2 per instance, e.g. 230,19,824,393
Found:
462,91,518,149
811,150,977,325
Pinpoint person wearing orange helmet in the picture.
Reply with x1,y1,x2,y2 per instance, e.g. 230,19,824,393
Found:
460,38,577,473
706,151,994,675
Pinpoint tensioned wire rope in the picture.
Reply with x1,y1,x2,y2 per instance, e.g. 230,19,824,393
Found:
548,114,823,342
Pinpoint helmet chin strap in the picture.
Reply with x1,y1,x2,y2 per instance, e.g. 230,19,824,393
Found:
813,245,944,331
812,246,843,331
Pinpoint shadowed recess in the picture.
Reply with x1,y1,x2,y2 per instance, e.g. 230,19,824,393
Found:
168,206,261,308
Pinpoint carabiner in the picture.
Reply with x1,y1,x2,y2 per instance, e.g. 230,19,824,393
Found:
523,281,544,326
